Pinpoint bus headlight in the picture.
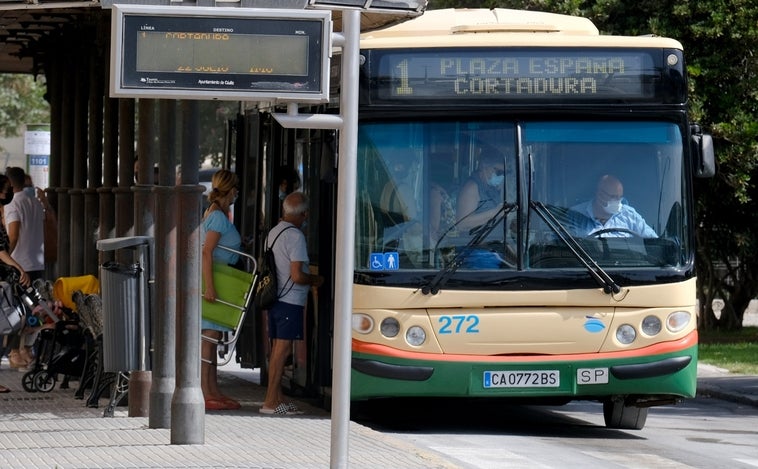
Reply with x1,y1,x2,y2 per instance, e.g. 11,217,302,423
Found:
380,317,400,338
641,315,662,336
406,326,426,346
666,311,691,333
352,314,374,334
616,324,636,344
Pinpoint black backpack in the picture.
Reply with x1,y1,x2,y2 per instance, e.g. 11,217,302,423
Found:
254,226,293,309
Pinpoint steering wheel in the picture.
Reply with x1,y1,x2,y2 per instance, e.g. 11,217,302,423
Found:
590,227,642,238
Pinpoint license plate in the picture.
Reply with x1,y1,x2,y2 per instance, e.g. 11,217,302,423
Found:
483,370,560,388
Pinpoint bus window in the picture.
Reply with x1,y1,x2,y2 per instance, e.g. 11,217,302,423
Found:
525,121,687,269
356,123,424,269
356,121,517,271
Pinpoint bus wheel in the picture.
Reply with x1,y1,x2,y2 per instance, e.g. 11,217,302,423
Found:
603,399,648,430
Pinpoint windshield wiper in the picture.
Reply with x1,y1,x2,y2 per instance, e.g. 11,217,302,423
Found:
530,201,621,295
422,202,517,295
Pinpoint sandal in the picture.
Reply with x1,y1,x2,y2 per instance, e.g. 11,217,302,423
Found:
219,396,241,409
0,384,9,393
205,397,238,411
285,402,300,412
259,403,304,416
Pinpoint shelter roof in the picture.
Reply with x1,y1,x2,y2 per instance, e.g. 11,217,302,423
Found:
0,1,423,75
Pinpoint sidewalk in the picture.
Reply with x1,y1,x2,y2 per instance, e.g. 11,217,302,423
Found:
0,360,755,469
0,361,458,469
696,309,758,407
695,363,758,407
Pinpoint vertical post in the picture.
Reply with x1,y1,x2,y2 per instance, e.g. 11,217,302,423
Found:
115,98,135,239
330,9,360,469
69,45,88,276
130,98,157,418
56,54,74,277
171,100,204,445
84,34,104,277
150,100,177,429
99,58,119,244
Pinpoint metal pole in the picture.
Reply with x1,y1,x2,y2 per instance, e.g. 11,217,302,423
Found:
270,12,358,467
171,100,204,445
130,98,157,418
70,48,88,276
115,99,135,240
149,100,177,429
57,60,74,277
330,9,360,469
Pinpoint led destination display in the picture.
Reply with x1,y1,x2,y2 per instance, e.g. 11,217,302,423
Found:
371,48,681,103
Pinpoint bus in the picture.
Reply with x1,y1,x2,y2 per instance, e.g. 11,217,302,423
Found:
234,8,715,430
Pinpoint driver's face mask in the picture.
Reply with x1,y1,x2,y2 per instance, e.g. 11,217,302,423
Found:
602,199,622,215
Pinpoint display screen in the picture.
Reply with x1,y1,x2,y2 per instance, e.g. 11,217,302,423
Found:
111,6,330,101
368,48,683,104
135,31,309,76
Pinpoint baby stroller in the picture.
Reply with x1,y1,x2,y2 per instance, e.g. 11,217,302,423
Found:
15,278,86,393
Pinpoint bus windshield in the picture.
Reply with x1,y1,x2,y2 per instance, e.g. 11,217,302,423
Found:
355,120,688,277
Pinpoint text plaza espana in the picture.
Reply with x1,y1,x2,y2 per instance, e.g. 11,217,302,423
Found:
440,56,626,96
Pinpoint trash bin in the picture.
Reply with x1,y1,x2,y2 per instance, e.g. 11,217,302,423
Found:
97,236,153,373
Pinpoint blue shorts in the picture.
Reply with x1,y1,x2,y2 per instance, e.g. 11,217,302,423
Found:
267,301,304,340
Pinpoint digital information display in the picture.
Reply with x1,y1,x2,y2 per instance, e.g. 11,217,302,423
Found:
111,6,331,102
371,48,679,103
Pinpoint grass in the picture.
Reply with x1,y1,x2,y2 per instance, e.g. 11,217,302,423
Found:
698,326,758,375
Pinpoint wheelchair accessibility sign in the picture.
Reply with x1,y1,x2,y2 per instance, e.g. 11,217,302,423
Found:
370,252,399,271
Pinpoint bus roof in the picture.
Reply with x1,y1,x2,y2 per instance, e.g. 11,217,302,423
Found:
360,8,683,50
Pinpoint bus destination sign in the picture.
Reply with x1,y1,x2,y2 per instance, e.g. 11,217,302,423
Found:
111,6,331,102
372,48,675,103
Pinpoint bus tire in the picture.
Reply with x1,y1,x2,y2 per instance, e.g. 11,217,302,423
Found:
603,399,648,430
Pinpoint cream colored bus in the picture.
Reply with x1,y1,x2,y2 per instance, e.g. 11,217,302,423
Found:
343,8,714,430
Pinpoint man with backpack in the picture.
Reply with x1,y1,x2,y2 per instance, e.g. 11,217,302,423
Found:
259,192,323,416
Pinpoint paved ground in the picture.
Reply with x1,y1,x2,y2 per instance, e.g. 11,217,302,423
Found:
0,360,458,469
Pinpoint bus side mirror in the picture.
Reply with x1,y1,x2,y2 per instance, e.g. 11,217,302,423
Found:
691,132,715,178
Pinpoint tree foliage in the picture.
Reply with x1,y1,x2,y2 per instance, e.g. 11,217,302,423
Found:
0,74,49,138
429,0,758,328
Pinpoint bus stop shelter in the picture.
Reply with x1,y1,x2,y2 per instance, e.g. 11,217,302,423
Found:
0,0,426,466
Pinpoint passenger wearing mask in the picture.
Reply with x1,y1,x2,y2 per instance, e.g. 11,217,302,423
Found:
454,151,510,269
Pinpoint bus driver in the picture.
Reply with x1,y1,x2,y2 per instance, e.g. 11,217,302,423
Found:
570,174,657,238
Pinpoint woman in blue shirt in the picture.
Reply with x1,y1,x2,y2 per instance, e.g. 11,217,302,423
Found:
201,169,241,410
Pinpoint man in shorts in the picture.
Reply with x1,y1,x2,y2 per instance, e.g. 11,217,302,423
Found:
260,191,323,416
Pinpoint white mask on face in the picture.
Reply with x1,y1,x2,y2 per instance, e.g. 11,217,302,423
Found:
488,174,504,187
603,199,622,215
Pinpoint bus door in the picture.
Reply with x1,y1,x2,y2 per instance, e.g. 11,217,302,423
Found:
235,111,337,399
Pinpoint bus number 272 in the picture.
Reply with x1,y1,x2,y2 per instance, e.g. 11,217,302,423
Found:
438,315,480,334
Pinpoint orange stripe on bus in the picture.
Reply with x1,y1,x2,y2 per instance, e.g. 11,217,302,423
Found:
352,330,697,363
